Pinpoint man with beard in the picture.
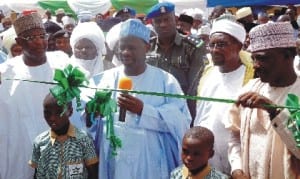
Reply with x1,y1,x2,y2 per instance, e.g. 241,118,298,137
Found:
146,2,206,120
194,18,254,175
227,22,300,178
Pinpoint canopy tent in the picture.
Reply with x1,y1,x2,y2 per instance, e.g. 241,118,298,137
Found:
160,0,206,14
2,0,208,17
2,0,112,17
38,0,74,15
4,0,297,18
111,0,158,14
5,0,45,14
110,0,207,15
67,0,111,16
207,0,300,7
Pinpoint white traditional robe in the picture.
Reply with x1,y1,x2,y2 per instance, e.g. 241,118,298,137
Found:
0,51,71,179
226,78,300,179
194,65,246,175
294,55,300,76
89,64,191,179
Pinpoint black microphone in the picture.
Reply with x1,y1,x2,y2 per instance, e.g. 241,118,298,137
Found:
118,77,132,122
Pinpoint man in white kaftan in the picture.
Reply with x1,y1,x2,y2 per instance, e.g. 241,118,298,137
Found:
294,38,300,75
228,77,300,178
87,19,191,179
68,21,107,130
0,12,70,179
93,65,191,179
194,19,254,175
227,22,300,179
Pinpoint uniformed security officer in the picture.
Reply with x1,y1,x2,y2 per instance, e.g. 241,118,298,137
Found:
53,29,72,57
146,2,206,121
115,6,136,22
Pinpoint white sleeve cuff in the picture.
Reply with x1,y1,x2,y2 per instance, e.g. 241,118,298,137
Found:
271,109,300,159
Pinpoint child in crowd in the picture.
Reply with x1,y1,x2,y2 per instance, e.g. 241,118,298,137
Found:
28,93,98,179
170,126,228,179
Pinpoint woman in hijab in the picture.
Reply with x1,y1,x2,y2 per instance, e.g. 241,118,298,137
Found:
70,21,106,78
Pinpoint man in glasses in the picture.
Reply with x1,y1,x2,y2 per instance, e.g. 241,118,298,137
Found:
228,22,300,179
194,18,254,175
0,11,70,179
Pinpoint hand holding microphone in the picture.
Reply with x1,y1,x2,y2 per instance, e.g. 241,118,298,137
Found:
118,77,133,122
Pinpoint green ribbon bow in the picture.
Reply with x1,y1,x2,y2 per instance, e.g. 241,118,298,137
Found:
86,90,122,156
286,93,300,148
50,64,88,114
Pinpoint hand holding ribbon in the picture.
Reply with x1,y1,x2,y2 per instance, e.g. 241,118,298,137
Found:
86,90,121,156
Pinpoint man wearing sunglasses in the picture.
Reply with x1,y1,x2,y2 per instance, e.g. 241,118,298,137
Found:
0,11,70,179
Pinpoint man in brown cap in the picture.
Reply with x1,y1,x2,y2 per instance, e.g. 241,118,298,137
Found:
227,22,300,179
0,11,70,179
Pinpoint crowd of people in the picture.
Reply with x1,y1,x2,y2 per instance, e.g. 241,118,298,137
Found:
0,2,300,179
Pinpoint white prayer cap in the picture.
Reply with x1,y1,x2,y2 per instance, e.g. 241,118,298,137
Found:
106,22,123,66
55,8,65,15
235,7,252,20
77,10,93,23
182,8,203,21
198,24,211,36
2,27,17,58
210,19,246,44
191,8,203,21
62,16,76,25
193,13,203,21
70,21,106,55
106,22,122,51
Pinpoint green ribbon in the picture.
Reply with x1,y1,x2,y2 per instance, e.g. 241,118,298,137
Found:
5,76,300,111
96,89,300,111
86,90,121,156
7,65,300,153
5,74,300,149
50,64,88,114
286,93,300,148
